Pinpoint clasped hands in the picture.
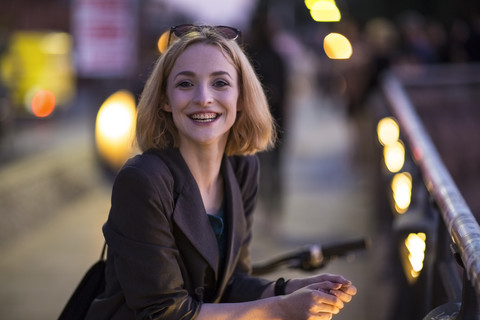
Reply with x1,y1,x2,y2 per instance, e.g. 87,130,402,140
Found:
278,273,357,320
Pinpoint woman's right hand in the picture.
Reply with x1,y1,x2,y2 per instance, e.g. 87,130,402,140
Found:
276,281,347,320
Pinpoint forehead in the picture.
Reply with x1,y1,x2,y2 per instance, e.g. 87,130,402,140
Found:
170,43,237,76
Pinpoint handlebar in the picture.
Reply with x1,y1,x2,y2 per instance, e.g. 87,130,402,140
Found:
252,237,370,275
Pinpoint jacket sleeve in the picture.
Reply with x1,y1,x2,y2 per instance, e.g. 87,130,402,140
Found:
103,159,201,320
221,155,273,302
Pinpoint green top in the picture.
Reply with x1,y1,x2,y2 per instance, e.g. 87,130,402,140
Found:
207,199,227,276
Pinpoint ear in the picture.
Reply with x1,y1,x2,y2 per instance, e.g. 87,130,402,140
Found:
162,103,172,112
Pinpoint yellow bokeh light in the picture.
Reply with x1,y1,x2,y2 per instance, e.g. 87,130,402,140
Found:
40,32,71,55
305,0,336,9
377,117,400,146
95,90,138,170
323,33,352,59
310,1,341,22
391,172,412,214
305,0,316,9
384,140,405,173
404,233,426,277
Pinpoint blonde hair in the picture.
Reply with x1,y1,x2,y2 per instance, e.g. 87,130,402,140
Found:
136,26,276,155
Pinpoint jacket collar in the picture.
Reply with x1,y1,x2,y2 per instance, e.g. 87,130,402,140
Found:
151,148,246,279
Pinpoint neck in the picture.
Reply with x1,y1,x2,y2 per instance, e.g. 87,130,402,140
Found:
179,144,225,215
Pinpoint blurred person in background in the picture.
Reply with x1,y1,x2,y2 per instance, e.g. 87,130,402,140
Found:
86,25,356,320
246,1,289,219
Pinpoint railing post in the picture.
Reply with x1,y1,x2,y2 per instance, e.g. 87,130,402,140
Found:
454,247,480,320
424,248,480,320
455,269,480,319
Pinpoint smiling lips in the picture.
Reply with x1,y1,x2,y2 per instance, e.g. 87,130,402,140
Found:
190,112,220,123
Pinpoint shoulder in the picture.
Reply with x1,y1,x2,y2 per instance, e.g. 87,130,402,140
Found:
115,148,192,196
226,154,260,189
227,155,259,172
124,150,171,174
114,149,176,195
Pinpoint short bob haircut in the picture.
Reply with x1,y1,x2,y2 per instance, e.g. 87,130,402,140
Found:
136,25,276,156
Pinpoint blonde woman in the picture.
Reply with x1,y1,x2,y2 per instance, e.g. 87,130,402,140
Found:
86,25,356,320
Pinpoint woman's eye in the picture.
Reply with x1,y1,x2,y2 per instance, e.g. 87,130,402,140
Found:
213,80,229,88
176,80,193,88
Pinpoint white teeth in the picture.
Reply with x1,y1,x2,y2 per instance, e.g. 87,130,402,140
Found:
190,113,218,122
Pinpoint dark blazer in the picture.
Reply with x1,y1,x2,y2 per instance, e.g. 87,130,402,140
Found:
85,148,272,319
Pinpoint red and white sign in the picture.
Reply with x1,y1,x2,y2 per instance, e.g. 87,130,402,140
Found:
72,0,138,78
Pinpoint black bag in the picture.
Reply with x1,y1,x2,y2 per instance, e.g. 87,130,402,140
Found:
58,243,107,320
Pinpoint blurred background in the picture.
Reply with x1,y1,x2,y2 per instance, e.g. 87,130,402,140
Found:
0,0,479,319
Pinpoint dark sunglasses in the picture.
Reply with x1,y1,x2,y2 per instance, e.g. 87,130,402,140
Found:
158,24,242,53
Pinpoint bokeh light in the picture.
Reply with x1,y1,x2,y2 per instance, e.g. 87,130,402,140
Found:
391,172,412,214
384,140,405,172
157,30,170,54
377,117,400,146
95,90,138,170
31,89,56,117
305,0,336,9
323,33,352,59
310,1,341,22
404,233,426,278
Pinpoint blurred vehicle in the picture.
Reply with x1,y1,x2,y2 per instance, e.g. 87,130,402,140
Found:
0,31,75,118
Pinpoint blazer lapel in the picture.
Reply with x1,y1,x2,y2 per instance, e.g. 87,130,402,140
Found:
172,182,220,274
156,148,220,274
217,158,247,292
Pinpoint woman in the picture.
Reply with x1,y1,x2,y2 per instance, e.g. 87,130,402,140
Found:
86,25,356,320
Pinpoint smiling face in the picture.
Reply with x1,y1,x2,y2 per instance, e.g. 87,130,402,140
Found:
164,43,240,153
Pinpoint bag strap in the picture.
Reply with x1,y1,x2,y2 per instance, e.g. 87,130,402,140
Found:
100,242,107,261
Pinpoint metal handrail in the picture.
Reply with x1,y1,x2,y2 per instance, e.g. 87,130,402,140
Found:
381,71,480,300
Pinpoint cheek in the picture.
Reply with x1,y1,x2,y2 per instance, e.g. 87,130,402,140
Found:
164,92,186,112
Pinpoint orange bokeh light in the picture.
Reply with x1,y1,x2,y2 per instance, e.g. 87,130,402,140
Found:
31,89,56,117
157,30,170,53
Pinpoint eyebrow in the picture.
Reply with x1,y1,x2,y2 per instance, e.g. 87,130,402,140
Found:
173,70,233,81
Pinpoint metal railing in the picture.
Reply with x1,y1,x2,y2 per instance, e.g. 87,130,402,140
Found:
380,69,480,315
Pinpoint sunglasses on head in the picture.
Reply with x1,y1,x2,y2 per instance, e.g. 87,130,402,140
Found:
158,24,242,53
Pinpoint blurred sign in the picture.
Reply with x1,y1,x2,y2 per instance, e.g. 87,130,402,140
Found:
72,0,138,78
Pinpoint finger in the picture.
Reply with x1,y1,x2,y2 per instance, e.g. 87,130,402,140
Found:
312,312,334,320
330,289,353,303
314,289,344,309
310,302,341,315
341,284,358,296
314,281,342,293
319,273,352,286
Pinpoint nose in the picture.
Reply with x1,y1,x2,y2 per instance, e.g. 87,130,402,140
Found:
193,84,213,106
